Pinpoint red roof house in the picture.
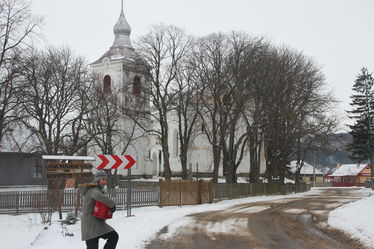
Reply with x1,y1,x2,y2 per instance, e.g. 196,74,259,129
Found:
330,164,372,187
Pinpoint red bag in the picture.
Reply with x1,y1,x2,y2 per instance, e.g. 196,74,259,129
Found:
93,201,113,219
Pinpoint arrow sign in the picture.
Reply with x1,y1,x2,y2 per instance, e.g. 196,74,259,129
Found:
93,155,136,169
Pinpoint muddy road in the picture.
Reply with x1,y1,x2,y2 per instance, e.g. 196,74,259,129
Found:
145,188,371,249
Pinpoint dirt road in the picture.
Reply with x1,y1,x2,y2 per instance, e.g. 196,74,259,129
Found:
145,188,371,249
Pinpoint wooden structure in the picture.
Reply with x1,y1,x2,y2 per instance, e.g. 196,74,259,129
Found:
159,180,213,206
42,155,95,218
42,155,95,188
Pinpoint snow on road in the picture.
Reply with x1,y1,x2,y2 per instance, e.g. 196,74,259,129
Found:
0,187,373,249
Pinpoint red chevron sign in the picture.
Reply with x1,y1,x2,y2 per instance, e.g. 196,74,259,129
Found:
94,155,136,169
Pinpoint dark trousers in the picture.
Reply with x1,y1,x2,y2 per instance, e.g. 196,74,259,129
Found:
86,231,119,249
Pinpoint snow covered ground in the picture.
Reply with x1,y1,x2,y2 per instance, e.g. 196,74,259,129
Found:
1,187,373,249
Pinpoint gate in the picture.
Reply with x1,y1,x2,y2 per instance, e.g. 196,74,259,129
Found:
159,179,213,206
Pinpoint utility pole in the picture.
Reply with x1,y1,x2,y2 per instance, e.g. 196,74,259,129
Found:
313,150,316,188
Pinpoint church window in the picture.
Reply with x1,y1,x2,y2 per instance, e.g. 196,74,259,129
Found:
133,76,141,96
103,75,111,93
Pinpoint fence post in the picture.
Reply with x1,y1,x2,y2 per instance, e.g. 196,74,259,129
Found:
159,179,163,207
209,181,213,203
179,180,182,206
198,179,202,204
16,192,20,215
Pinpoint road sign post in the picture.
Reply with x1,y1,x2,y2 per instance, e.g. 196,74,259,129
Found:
126,168,133,217
93,154,136,217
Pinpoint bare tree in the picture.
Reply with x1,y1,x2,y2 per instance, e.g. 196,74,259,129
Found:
85,82,142,187
172,54,202,179
18,46,92,155
193,32,266,183
0,0,42,149
192,33,230,182
293,112,339,185
261,47,336,184
135,24,192,179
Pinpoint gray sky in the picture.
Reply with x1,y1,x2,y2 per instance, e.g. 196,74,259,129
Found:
31,0,374,130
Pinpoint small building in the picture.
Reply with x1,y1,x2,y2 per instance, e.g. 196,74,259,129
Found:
0,152,47,186
289,161,324,183
330,164,372,187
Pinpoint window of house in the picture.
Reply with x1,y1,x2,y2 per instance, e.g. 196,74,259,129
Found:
103,75,111,93
32,158,43,178
133,76,141,96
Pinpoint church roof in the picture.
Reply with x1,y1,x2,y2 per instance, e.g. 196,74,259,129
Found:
92,1,138,65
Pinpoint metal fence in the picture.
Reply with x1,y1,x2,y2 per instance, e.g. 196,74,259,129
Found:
0,187,159,214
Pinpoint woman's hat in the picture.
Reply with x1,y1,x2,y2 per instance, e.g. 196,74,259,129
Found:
94,170,108,182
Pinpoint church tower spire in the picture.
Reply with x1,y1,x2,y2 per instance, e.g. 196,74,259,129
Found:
111,0,133,50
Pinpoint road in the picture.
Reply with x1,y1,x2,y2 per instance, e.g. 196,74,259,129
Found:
145,188,370,249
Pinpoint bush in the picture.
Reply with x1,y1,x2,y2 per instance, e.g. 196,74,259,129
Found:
64,212,78,225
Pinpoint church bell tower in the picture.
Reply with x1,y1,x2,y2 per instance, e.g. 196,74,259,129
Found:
90,1,152,177
91,0,150,112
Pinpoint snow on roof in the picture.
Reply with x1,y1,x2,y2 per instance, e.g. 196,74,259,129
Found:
42,155,95,161
330,164,368,177
289,161,324,175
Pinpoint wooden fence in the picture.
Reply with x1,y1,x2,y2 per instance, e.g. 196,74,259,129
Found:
214,182,310,200
0,187,159,214
159,180,213,206
0,182,311,214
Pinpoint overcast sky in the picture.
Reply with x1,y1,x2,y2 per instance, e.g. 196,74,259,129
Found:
31,0,374,130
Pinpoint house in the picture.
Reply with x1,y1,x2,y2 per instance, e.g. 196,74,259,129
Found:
0,152,47,186
289,161,324,183
330,164,372,187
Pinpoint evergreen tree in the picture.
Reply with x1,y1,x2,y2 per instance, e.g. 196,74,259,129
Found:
347,67,374,163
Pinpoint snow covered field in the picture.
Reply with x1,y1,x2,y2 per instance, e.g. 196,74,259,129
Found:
1,187,373,249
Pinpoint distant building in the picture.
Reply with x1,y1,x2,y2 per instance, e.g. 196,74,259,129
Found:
0,152,47,186
88,3,267,179
289,161,324,183
330,164,372,187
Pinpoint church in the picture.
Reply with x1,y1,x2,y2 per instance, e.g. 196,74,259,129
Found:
90,2,266,180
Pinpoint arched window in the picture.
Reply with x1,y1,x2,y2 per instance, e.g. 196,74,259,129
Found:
103,75,111,93
133,76,141,96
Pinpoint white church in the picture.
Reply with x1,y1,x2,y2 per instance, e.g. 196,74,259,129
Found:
90,3,266,179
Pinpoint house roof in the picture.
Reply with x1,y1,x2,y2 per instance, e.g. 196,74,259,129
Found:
289,161,324,175
330,164,369,177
